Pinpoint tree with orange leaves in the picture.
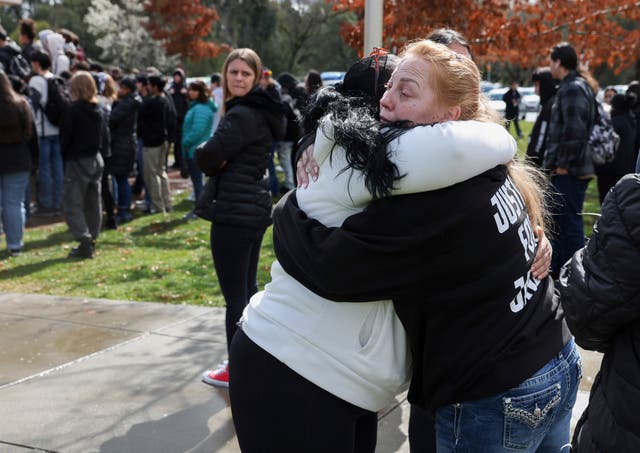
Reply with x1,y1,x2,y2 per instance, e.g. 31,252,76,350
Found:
144,0,230,61
334,0,640,76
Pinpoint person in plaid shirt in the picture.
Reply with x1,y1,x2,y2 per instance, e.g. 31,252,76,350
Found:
543,42,597,278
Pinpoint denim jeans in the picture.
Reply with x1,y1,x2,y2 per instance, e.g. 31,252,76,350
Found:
435,339,581,453
112,174,132,215
276,141,295,190
549,175,590,277
186,158,203,205
267,143,279,196
38,135,64,209
0,171,30,250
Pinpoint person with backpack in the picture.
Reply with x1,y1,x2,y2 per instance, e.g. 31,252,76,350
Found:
60,71,110,259
595,92,638,203
0,25,31,81
28,50,68,216
543,42,598,278
38,30,69,77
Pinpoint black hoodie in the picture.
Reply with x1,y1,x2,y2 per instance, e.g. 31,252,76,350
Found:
273,166,570,414
60,100,110,161
195,87,286,229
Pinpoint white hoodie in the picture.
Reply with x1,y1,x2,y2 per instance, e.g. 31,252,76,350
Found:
241,120,517,411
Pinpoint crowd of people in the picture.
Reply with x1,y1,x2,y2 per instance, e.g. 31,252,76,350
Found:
0,19,319,258
2,17,640,453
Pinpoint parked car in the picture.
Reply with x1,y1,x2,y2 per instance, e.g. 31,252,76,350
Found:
320,71,346,87
487,87,508,117
519,86,540,118
481,81,502,93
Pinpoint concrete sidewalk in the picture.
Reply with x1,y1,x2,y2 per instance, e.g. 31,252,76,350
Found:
0,293,597,453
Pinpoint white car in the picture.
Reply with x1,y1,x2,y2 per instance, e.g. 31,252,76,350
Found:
486,87,508,117
321,71,346,87
519,86,540,117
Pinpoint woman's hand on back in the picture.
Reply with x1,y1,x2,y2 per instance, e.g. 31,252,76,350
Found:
296,145,319,188
531,226,552,280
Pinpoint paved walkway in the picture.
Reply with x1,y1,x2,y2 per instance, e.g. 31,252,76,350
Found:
0,293,599,453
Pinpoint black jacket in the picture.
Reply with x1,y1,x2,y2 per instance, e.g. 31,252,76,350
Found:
526,97,554,167
502,88,521,118
0,97,37,174
595,111,637,177
273,166,570,413
60,101,110,161
558,174,640,453
543,72,596,177
168,81,189,122
139,94,176,147
195,88,286,229
108,92,143,176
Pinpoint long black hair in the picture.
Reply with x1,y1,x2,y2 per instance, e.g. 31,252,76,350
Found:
301,53,407,199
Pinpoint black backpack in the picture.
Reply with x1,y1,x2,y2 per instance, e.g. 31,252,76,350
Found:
32,76,72,127
9,53,31,80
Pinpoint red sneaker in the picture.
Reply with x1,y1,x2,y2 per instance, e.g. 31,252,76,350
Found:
202,361,229,388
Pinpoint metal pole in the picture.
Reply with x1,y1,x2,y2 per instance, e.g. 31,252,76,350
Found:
363,0,383,56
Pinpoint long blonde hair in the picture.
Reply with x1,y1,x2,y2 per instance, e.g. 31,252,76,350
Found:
402,39,548,231
70,71,98,104
220,48,262,113
401,40,500,123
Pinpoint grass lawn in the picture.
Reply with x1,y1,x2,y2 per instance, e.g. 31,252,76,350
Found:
0,194,275,307
1,122,601,305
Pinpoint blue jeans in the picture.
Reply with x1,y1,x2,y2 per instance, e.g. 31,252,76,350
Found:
435,339,581,453
38,135,64,209
549,175,590,277
186,158,203,206
0,171,30,250
267,144,279,196
111,174,132,215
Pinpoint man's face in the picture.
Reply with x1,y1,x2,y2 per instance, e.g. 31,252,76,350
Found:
549,58,562,79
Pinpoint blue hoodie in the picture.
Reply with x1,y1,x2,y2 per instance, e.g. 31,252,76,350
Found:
181,99,217,159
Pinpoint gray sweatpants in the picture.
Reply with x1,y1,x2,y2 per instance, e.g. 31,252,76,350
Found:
63,155,103,242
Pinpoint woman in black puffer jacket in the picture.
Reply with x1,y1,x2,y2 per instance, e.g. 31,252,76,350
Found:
558,173,640,452
195,48,286,387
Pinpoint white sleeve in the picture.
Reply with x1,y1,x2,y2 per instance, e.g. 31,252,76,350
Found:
311,119,335,166
389,121,516,194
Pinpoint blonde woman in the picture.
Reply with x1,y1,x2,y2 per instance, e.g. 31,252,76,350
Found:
60,70,110,259
236,40,578,452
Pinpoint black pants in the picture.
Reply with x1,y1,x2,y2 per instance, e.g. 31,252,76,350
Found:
505,112,522,137
409,404,437,453
229,329,378,453
210,223,265,352
101,172,115,221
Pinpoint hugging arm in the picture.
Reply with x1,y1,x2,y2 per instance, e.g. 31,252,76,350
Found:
273,191,449,302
